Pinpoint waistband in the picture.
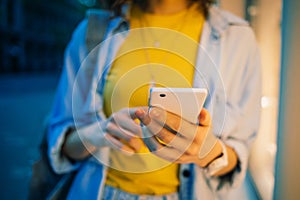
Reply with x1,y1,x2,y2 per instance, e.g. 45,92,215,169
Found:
101,185,179,200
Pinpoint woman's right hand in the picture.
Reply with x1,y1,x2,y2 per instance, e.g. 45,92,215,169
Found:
63,107,146,160
101,107,146,154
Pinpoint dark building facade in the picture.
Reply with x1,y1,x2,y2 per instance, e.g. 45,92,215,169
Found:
0,0,90,73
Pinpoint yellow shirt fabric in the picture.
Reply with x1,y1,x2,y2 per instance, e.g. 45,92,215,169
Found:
103,3,204,195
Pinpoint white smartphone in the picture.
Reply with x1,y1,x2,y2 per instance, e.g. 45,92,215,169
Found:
148,87,208,124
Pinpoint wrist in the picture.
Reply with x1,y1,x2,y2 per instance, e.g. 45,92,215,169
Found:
205,141,229,176
63,121,107,161
197,139,223,167
208,144,238,176
78,121,107,147
63,128,95,160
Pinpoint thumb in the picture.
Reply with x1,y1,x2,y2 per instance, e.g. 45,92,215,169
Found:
198,108,211,126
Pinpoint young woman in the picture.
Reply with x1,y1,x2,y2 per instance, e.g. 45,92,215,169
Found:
48,0,261,199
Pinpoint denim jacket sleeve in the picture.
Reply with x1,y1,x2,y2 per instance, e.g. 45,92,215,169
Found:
192,7,262,198
47,18,91,174
46,11,126,174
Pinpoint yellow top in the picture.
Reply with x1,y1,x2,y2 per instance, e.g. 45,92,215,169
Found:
103,3,205,195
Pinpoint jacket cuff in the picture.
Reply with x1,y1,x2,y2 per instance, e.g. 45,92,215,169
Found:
47,122,82,174
203,138,249,193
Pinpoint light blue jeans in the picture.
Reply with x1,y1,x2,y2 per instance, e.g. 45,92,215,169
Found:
101,185,179,200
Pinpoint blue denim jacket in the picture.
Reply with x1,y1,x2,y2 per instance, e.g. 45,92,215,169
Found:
47,5,261,200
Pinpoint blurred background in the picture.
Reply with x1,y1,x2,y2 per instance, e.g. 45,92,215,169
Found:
0,0,90,199
0,0,299,199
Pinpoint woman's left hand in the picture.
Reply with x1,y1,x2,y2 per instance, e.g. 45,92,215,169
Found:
135,107,223,168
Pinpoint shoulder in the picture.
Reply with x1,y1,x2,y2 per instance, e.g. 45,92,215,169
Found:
207,6,257,44
67,19,88,53
207,6,255,37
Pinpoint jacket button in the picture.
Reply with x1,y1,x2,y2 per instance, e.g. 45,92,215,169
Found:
182,170,190,177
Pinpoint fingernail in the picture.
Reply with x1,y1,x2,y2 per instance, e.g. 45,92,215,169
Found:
200,114,205,122
135,109,145,118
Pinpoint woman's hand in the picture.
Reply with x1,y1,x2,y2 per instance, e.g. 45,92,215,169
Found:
135,107,223,168
63,107,147,160
102,107,146,154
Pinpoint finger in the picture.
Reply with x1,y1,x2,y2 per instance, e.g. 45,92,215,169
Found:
198,108,211,126
135,109,151,125
137,108,165,136
149,107,198,140
174,154,197,164
127,107,148,120
106,122,142,151
161,131,192,153
141,126,163,152
152,124,196,156
148,107,168,126
153,147,183,163
148,107,178,136
106,121,132,140
142,126,182,161
104,134,134,155
143,117,186,149
111,110,143,137
111,115,140,135
153,126,178,145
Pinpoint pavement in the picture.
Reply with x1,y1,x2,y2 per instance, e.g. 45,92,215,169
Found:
0,73,60,199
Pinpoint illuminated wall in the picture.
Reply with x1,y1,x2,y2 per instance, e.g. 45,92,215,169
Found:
220,1,282,199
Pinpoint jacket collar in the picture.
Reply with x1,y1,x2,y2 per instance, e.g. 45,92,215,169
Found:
208,6,249,37
207,6,230,38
